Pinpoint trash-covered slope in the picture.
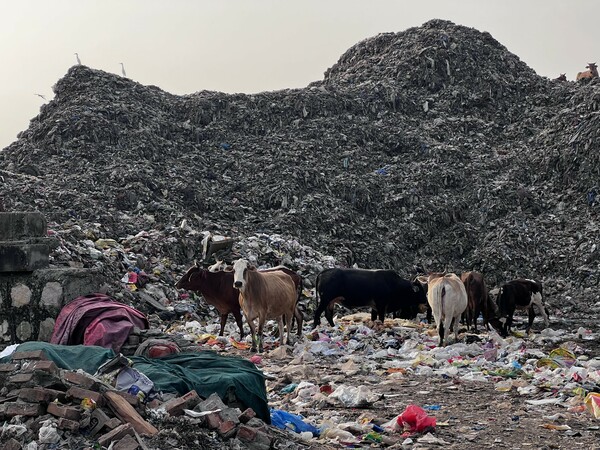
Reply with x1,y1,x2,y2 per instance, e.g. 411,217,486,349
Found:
1,19,600,305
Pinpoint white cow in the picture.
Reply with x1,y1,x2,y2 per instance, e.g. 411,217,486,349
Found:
426,273,468,346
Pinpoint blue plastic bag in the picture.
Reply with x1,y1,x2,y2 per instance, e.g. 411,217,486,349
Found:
270,409,320,436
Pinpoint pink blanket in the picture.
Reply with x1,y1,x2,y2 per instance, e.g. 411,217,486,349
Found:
50,293,148,353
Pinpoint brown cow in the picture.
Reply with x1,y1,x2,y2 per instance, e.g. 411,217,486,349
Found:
232,259,297,353
460,271,489,332
175,263,245,338
176,262,304,339
576,63,598,81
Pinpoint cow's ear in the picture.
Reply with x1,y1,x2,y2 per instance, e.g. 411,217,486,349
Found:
224,265,233,272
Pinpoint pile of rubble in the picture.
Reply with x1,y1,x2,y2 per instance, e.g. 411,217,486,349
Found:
0,347,310,450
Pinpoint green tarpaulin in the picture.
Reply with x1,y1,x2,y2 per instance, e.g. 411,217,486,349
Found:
1,342,270,423
0,341,115,374
130,352,270,423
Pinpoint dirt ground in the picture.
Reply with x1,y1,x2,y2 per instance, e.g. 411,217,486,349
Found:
188,310,600,450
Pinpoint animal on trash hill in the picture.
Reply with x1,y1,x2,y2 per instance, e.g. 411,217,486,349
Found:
176,262,304,339
232,259,298,353
175,263,246,338
554,73,567,82
313,267,428,328
576,63,598,81
495,278,550,337
460,271,489,332
419,273,467,346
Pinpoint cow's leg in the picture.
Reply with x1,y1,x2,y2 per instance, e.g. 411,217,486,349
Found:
313,297,327,328
438,320,445,347
257,317,265,353
284,311,294,345
294,306,304,337
324,302,336,327
453,315,461,342
370,309,378,321
232,310,245,339
277,316,285,347
218,314,227,336
377,306,386,322
473,301,481,333
531,293,550,327
506,313,514,336
526,306,536,333
246,317,258,352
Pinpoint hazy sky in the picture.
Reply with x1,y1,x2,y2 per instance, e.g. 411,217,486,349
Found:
1,0,597,151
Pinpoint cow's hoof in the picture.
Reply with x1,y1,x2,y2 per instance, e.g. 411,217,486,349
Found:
250,347,257,353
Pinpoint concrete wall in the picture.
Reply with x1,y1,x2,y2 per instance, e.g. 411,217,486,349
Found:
0,212,104,344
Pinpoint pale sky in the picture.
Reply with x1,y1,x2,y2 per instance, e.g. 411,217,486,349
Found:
0,0,597,151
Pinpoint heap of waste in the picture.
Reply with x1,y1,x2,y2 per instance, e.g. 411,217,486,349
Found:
0,18,599,449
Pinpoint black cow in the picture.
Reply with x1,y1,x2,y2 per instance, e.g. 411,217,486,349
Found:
313,268,428,327
496,279,550,337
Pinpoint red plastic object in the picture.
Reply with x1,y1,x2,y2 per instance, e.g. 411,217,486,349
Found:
148,344,177,358
396,404,437,433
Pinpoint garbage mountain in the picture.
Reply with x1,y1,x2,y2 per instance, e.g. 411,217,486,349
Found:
1,19,599,310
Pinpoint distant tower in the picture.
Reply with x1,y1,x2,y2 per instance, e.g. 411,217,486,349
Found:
120,62,126,77
75,53,81,65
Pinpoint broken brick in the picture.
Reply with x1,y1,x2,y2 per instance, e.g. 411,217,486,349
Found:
21,360,58,375
47,402,81,421
7,373,34,384
236,424,258,442
0,363,19,373
18,387,54,403
57,417,80,432
238,407,257,424
113,434,140,450
11,350,47,361
162,390,200,416
218,420,238,439
106,417,123,429
98,423,134,447
66,386,104,406
62,370,97,389
5,402,44,417
205,412,223,430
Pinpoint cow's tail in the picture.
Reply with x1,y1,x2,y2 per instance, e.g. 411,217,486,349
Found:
297,273,303,303
439,284,446,338
314,271,322,310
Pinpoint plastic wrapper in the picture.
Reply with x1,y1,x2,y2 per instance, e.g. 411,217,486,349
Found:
270,409,320,436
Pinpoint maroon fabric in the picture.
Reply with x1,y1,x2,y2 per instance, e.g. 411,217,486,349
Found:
50,293,148,353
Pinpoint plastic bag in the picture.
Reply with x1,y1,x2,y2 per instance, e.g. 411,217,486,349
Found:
585,392,600,418
270,409,320,436
394,405,436,434
329,385,379,407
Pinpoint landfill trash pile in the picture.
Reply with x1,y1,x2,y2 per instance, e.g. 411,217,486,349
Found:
0,18,599,449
